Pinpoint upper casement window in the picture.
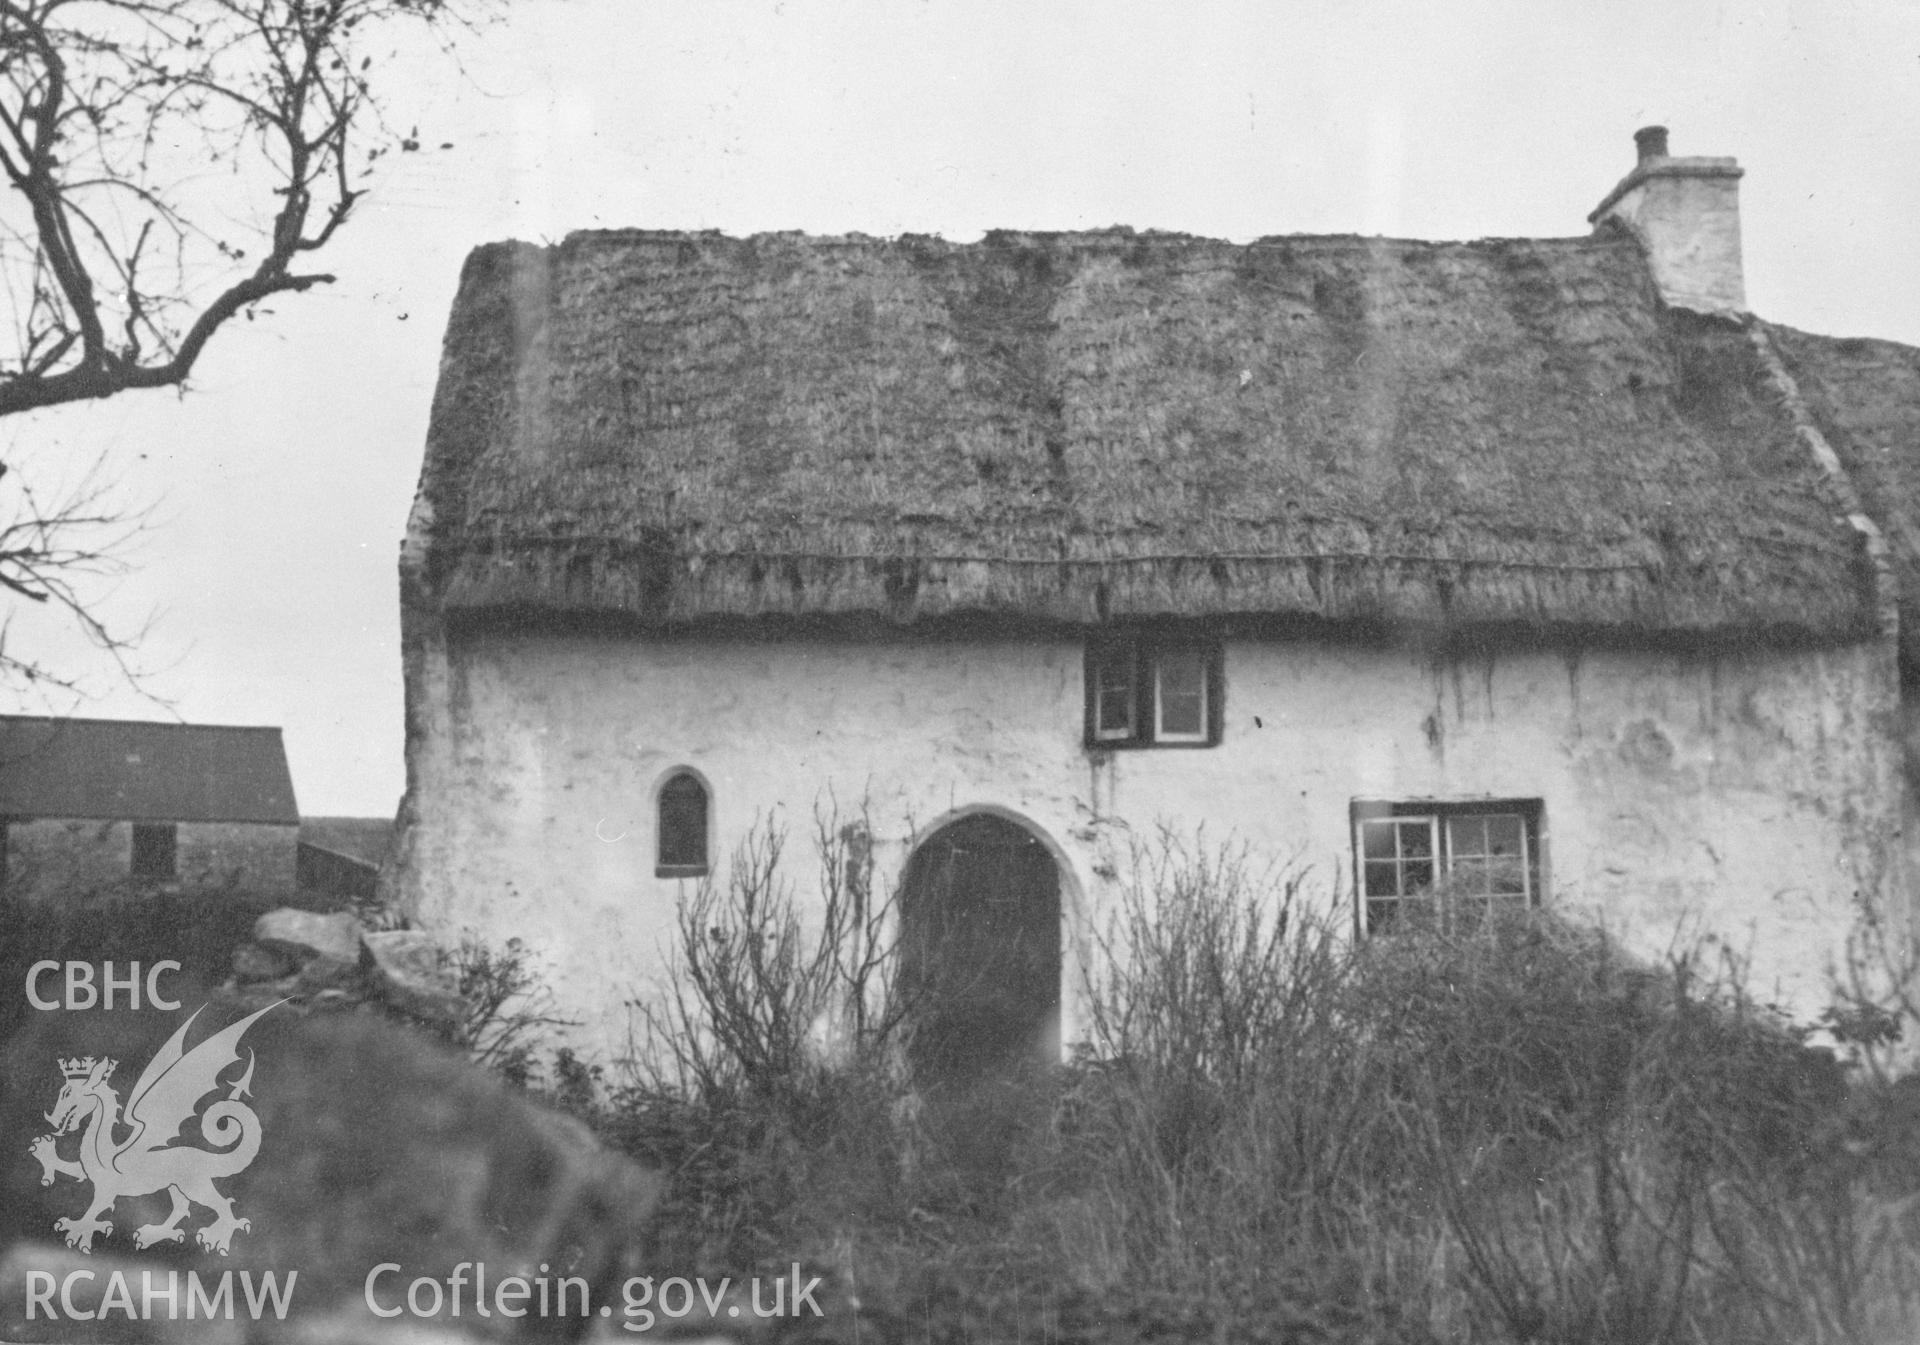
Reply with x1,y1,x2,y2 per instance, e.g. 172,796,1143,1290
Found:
1085,636,1223,749
1351,799,1542,935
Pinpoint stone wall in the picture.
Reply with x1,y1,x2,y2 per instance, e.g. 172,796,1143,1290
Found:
178,822,297,892
3,819,131,899
392,627,1908,1061
2,818,297,900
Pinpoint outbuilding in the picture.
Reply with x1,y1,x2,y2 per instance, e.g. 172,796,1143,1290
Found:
0,716,300,899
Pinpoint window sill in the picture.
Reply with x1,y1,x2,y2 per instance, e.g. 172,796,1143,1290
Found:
655,865,709,880
1085,738,1221,752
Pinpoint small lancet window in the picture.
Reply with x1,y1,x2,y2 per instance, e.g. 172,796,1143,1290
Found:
656,772,710,878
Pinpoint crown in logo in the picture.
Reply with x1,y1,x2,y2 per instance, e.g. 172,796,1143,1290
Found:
59,1056,110,1080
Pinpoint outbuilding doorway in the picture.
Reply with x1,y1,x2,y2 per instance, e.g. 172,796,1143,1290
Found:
899,813,1062,1083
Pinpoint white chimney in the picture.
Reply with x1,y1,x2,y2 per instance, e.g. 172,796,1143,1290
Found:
1588,126,1746,316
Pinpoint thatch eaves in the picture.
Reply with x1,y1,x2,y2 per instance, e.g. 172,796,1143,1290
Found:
409,227,1877,646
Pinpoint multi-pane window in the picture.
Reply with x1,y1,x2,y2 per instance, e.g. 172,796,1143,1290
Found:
656,772,710,878
1086,637,1222,748
1352,800,1541,934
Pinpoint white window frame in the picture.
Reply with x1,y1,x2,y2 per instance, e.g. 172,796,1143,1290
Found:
1151,648,1209,743
1352,799,1540,934
1085,635,1222,749
1092,643,1138,743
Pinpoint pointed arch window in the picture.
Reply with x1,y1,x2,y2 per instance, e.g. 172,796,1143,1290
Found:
656,772,710,878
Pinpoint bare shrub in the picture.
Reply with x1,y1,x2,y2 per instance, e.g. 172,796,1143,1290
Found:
1055,835,1920,1343
613,797,917,1269
454,936,577,1089
1087,830,1309,1094
1408,926,1919,1345
564,820,1920,1341
1828,891,1919,1078
1058,833,1438,1317
629,797,909,1109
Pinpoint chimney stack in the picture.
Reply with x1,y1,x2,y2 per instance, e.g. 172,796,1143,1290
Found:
1589,126,1745,316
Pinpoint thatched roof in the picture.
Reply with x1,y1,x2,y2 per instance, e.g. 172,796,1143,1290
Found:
410,227,1882,644
1763,325,1920,670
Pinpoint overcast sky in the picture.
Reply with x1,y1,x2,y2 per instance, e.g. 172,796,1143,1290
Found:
5,0,1918,817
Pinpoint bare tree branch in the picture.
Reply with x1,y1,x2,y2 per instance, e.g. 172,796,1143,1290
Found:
0,0,479,693
0,453,157,697
0,0,474,417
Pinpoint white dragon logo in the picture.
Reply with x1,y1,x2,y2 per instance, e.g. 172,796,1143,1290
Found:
27,1002,281,1255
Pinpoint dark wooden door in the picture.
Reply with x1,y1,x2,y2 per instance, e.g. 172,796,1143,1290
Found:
900,814,1061,1081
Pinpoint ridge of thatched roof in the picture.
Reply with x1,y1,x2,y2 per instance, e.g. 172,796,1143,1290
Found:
407,227,1877,644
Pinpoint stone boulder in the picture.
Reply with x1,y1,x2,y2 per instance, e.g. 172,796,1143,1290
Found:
0,1241,245,1344
254,908,364,970
222,912,475,1029
233,939,295,983
362,929,466,1024
1,1006,663,1342
229,908,367,1004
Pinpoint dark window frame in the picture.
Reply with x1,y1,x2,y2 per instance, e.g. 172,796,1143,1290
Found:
655,771,711,879
1084,635,1225,750
131,822,178,882
1350,798,1544,936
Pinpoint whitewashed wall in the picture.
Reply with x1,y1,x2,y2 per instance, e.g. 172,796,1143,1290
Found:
391,629,1906,1063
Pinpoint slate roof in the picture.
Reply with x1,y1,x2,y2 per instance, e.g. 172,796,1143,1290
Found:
0,716,299,825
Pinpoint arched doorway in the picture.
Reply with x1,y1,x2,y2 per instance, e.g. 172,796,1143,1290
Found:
899,813,1062,1082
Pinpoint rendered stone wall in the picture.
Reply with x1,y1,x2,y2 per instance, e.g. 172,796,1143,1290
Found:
393,628,1907,1062
1593,160,1746,315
